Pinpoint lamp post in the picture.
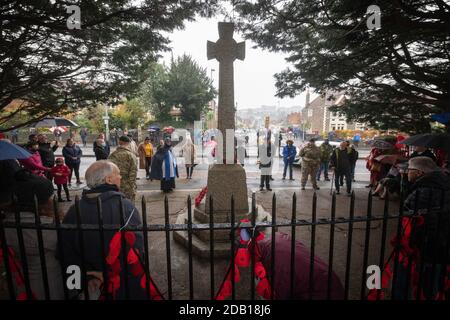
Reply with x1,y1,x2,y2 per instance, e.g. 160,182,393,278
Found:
103,103,110,142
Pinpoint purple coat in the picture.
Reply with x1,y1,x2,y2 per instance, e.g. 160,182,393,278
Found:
258,233,344,300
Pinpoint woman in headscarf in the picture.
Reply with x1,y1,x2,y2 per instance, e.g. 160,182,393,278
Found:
182,136,197,179
150,137,178,193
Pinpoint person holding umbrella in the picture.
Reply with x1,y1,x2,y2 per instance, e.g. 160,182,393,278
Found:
37,134,58,179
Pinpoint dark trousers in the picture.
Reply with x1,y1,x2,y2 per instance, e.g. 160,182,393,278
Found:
351,163,356,181
57,184,70,200
283,163,293,179
67,162,80,183
317,161,330,180
145,157,152,176
186,165,194,178
335,170,352,193
260,175,270,189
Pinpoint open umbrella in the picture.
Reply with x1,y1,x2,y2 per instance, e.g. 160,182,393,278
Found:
399,133,450,151
31,117,79,128
374,154,407,165
367,139,395,149
431,113,450,125
147,125,160,132
163,126,175,134
0,140,32,160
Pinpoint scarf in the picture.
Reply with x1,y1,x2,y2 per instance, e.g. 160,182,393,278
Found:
84,183,119,195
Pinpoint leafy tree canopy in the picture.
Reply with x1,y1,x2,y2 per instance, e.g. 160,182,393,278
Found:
166,54,217,122
234,0,450,133
0,0,220,132
139,55,216,123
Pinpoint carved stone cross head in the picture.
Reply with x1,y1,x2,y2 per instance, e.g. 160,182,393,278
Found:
207,22,245,63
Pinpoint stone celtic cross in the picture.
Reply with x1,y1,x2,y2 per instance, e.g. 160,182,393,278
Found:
207,22,245,162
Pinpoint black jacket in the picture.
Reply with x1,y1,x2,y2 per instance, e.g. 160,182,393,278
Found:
330,148,356,173
38,142,58,167
94,145,109,161
62,145,82,165
404,170,450,264
93,140,110,157
60,185,146,299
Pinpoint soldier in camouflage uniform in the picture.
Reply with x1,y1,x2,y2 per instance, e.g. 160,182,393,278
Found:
299,139,321,190
317,139,334,181
108,135,138,201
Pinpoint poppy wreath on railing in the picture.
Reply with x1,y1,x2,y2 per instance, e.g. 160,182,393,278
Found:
195,187,208,207
0,245,37,300
367,216,450,300
215,219,273,300
103,231,164,300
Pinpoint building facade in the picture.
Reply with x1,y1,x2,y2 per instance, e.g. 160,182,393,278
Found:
301,91,367,135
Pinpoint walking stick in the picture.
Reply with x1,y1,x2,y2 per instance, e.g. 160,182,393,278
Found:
330,169,335,195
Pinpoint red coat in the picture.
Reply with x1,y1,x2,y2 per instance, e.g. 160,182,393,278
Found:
50,164,71,185
18,151,49,177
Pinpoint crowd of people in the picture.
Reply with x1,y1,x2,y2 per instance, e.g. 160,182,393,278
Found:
1,129,449,300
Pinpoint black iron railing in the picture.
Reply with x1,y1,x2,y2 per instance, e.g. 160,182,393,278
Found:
0,190,448,300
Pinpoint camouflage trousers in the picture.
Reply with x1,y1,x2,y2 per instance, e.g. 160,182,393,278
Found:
301,163,320,188
121,184,137,202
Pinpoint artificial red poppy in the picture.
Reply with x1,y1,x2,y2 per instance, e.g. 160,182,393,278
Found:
106,232,122,265
256,278,271,300
255,262,266,279
235,248,250,267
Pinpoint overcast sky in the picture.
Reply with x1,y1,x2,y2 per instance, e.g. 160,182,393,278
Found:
160,16,313,110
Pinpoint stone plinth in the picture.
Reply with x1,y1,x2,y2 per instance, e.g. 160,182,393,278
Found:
205,164,249,218
173,202,271,259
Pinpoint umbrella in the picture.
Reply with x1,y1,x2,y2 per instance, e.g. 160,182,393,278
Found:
399,133,450,151
163,126,175,134
431,113,450,125
0,140,32,160
147,125,160,132
367,139,395,149
31,117,79,128
374,154,407,165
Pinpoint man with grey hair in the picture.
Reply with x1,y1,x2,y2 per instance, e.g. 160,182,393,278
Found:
393,156,450,300
59,160,146,299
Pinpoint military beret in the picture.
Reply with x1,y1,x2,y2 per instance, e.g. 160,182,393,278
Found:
119,135,131,143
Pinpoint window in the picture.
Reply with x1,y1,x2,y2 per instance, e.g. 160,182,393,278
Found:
308,109,313,117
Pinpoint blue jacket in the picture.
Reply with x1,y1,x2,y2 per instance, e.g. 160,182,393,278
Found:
283,145,297,164
62,145,82,165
